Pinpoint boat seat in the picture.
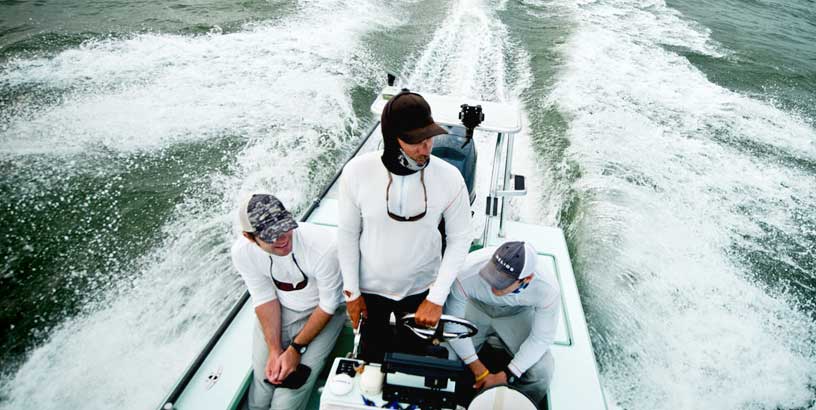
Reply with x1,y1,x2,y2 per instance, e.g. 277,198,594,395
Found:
432,133,477,204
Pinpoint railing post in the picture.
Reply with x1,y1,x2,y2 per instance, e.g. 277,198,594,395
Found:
498,132,515,238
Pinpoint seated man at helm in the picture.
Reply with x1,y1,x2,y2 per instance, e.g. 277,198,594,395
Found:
231,193,345,410
445,241,560,404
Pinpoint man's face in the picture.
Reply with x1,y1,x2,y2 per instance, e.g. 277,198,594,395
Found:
490,275,533,296
397,136,434,166
246,229,294,256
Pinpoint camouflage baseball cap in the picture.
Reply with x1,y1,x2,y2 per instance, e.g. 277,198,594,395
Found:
238,193,298,243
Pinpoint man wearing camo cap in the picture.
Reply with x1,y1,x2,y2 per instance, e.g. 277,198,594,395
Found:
444,241,561,404
231,193,344,410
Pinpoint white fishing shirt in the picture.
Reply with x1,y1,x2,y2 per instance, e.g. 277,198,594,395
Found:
231,222,343,314
445,246,561,377
337,151,473,305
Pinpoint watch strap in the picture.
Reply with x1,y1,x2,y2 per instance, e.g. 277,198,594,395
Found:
505,368,518,384
290,342,308,354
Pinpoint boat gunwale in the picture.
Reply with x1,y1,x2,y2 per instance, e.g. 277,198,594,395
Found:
157,120,381,410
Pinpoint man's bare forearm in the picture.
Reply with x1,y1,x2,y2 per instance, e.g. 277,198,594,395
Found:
292,307,332,346
255,299,283,355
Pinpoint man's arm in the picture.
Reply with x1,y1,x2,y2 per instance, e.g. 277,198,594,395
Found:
292,307,333,346
476,300,560,389
272,306,333,383
313,244,343,316
337,169,367,327
232,242,284,381
445,280,478,364
255,299,284,382
427,180,472,305
507,296,561,377
337,170,361,298
416,180,472,326
444,280,491,385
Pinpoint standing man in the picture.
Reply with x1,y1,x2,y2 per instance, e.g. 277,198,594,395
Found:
445,241,560,404
231,193,345,410
338,90,473,363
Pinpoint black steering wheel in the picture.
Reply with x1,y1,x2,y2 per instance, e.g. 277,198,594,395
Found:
400,314,478,345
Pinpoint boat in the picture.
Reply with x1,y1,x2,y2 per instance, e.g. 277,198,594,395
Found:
157,77,608,410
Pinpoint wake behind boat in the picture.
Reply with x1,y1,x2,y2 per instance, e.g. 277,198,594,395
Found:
158,78,607,410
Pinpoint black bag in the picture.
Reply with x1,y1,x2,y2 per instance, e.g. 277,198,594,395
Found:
265,364,312,389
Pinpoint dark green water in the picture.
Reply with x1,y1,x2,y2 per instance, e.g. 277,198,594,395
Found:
1,0,815,408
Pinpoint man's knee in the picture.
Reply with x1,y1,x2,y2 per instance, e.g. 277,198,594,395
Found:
523,352,554,384
515,353,553,403
268,371,318,410
247,375,275,410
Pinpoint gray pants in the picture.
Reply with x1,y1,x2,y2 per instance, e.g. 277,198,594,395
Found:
461,300,554,404
249,307,345,410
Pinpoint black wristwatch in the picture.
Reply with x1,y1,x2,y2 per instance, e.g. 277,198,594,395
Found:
289,342,308,355
505,369,518,384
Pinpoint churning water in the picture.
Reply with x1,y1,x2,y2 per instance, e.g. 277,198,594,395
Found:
1,0,814,408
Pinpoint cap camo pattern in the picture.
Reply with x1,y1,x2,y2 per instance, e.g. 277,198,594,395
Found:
245,194,298,243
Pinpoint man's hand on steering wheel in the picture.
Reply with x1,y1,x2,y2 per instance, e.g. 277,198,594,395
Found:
400,312,478,343
414,299,443,327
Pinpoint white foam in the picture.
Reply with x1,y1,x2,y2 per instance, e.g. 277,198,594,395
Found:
399,0,539,229
548,0,816,408
402,0,530,101
0,0,397,156
0,0,397,408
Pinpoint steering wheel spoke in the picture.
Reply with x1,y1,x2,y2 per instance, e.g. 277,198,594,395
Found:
400,314,478,343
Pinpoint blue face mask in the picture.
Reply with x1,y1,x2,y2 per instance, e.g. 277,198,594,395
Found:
511,281,529,294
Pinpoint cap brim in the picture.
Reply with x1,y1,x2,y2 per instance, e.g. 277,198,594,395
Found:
398,122,447,144
479,262,518,290
256,217,298,243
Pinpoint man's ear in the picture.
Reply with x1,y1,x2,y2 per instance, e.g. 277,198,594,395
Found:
522,274,535,284
242,232,255,241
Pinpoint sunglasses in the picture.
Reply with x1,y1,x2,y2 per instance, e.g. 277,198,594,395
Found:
386,169,427,222
268,253,308,291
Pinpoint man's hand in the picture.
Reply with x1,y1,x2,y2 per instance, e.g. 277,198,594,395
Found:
414,299,443,327
265,348,283,382
271,347,302,384
345,294,368,329
476,371,508,390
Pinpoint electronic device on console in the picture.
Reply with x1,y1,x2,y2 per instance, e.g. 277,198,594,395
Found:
381,352,464,410
376,314,478,410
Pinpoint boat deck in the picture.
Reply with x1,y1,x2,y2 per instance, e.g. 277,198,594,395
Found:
161,90,606,410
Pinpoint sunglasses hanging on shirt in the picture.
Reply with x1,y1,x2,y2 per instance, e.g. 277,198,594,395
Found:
268,253,309,291
385,169,427,222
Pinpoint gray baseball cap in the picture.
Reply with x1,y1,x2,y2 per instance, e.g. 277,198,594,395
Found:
479,241,538,290
238,193,298,243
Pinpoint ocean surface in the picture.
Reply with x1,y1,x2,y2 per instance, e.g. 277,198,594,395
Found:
1,0,814,408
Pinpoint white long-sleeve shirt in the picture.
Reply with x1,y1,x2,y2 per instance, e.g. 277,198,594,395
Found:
337,151,473,305
231,222,343,314
445,247,561,377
